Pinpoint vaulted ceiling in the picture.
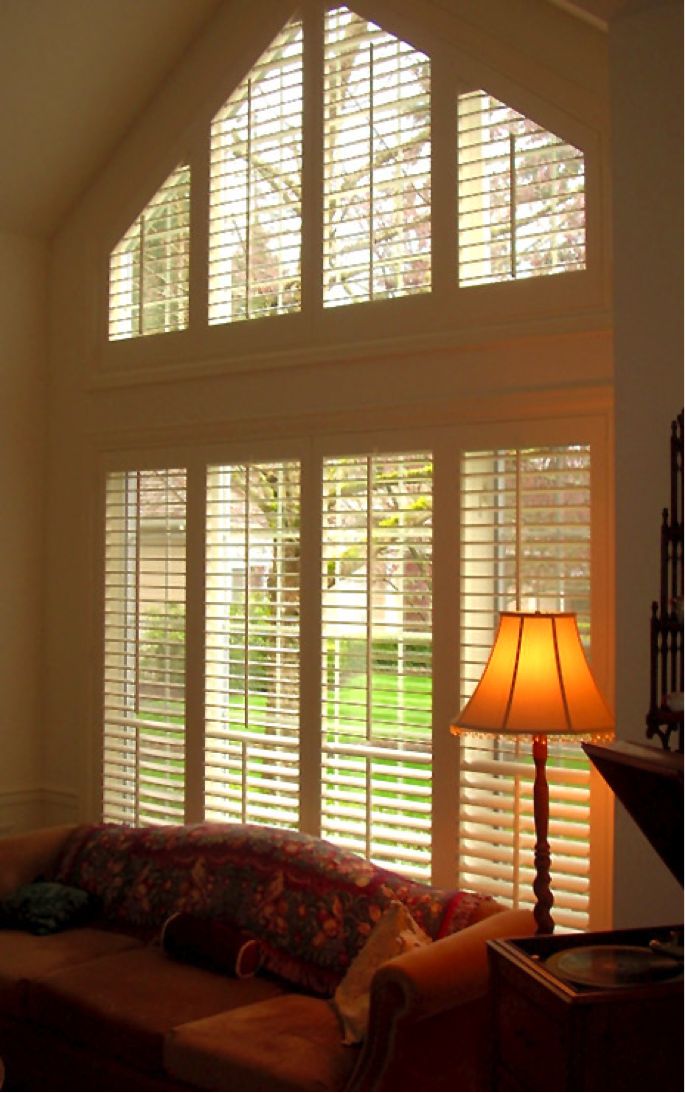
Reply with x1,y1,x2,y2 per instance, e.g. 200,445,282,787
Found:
0,0,625,239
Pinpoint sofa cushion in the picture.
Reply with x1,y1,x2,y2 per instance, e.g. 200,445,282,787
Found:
25,943,287,1076
53,822,496,994
165,993,359,1092
0,927,142,1020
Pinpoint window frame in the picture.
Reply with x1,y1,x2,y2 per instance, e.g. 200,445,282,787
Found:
95,406,613,928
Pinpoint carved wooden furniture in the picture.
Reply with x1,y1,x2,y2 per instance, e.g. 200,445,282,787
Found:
647,410,683,752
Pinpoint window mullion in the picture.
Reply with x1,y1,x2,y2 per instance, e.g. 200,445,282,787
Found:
298,440,323,835
301,0,324,315
184,460,206,822
430,53,456,306
430,433,461,888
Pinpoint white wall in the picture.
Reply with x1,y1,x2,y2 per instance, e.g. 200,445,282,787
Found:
0,232,48,833
611,0,684,925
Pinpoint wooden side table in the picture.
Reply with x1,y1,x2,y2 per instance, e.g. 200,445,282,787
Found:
487,926,683,1092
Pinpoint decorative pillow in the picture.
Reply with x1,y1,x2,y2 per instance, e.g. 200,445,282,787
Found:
161,911,262,978
0,881,96,936
332,900,431,1044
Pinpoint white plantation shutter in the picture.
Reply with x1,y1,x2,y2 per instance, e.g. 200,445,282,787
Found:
108,165,190,340
209,19,303,325
459,445,593,929
458,92,586,286
205,462,301,827
323,7,431,307
103,469,186,824
321,453,432,879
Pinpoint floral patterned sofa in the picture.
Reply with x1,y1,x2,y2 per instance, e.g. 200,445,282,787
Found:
0,822,534,1091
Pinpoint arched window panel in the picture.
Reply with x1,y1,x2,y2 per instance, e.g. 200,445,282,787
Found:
108,164,190,341
209,18,303,326
323,6,431,308
458,91,586,287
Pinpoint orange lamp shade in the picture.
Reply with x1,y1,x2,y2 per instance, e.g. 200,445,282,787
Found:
451,612,614,739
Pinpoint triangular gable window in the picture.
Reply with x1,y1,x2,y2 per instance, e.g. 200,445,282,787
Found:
106,8,589,341
109,163,190,340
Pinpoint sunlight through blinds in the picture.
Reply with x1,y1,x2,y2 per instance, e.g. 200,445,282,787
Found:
205,461,301,827
459,445,592,928
321,452,433,879
103,469,187,823
108,165,190,340
323,7,431,307
458,92,585,286
209,19,303,325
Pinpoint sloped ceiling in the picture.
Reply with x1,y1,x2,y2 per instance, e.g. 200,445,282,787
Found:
0,0,624,239
0,0,222,237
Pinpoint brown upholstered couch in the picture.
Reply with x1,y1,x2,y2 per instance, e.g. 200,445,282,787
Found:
0,823,534,1091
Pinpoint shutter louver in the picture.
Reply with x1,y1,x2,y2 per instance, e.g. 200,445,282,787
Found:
321,453,432,879
459,445,592,928
323,7,431,308
458,92,585,286
108,165,190,340
209,19,303,325
103,469,186,824
205,461,301,828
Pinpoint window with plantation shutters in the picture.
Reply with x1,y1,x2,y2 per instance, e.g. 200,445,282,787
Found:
205,461,301,827
458,445,593,929
321,453,432,878
103,469,187,824
108,164,190,340
458,91,585,286
209,19,303,325
323,8,431,307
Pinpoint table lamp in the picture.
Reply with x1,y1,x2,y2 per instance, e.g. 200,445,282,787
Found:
451,611,614,934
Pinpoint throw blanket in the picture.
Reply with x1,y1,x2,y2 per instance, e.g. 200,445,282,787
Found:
54,823,494,994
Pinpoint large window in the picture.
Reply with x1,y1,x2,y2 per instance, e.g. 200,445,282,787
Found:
106,5,587,341
101,435,607,927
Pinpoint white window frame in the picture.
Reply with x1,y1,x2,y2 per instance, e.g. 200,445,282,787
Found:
96,407,613,929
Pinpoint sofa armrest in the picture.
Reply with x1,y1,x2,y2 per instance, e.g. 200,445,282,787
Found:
0,825,78,899
347,907,535,1091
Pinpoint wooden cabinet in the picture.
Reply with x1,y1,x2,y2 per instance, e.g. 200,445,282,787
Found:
488,926,683,1092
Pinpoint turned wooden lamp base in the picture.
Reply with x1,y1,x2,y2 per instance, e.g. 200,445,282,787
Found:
532,735,555,935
